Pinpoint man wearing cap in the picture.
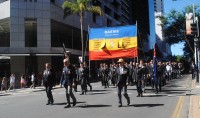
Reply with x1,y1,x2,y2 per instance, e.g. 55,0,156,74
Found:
115,58,130,107
60,58,77,108
43,63,56,105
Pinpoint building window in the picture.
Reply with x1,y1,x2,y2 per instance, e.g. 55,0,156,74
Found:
0,18,10,47
93,14,96,23
107,19,112,27
51,20,85,50
25,18,37,47
51,0,55,3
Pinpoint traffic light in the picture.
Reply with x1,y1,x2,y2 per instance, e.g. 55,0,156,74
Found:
190,23,198,35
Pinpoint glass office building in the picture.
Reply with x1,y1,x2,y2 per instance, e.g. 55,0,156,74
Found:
0,0,133,81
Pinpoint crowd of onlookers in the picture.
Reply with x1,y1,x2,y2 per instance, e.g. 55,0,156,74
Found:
0,72,42,93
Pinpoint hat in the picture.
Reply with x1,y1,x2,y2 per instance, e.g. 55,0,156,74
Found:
117,58,125,63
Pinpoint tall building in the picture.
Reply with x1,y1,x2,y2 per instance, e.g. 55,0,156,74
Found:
154,0,171,58
0,0,134,80
132,0,171,60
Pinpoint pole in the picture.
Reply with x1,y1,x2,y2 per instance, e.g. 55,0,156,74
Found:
196,17,200,83
192,4,199,83
195,37,199,83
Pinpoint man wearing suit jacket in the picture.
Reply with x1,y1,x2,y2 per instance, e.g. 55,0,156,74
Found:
78,62,88,95
115,58,130,107
60,58,77,108
43,63,56,105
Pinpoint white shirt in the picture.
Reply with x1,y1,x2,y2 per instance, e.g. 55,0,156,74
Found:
31,74,35,81
119,66,123,74
166,65,172,71
10,75,15,83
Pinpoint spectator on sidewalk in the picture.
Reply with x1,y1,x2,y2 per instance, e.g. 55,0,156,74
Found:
190,61,197,80
8,74,15,92
20,74,26,89
30,72,36,89
1,77,7,93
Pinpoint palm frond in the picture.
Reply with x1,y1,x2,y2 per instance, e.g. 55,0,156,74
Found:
87,6,104,15
62,1,79,18
63,7,72,18
62,1,77,12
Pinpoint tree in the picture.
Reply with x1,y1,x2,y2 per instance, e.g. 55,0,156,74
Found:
158,5,200,60
62,0,104,62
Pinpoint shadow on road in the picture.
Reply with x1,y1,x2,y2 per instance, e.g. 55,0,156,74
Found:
88,92,111,95
143,94,167,97
129,103,164,107
77,104,112,108
53,101,86,105
91,89,111,92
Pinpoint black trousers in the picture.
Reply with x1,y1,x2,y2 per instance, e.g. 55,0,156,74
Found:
45,86,54,103
80,78,87,93
155,77,162,92
64,84,76,105
136,80,142,95
117,85,130,104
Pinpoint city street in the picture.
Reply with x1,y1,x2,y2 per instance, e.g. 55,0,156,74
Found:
0,75,192,118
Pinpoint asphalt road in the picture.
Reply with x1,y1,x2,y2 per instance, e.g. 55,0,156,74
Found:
0,75,192,118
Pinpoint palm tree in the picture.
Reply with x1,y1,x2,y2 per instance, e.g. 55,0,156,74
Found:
62,0,104,62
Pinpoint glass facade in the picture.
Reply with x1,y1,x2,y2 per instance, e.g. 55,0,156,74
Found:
25,56,38,75
25,18,37,47
0,59,10,78
0,18,10,47
51,20,87,50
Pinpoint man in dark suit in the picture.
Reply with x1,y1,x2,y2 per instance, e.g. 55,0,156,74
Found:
43,63,56,105
60,58,77,108
115,58,130,107
78,62,88,95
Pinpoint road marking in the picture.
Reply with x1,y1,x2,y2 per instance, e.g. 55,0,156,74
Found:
172,96,184,118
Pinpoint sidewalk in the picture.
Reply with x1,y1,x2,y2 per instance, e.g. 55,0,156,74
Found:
0,85,61,96
188,79,200,118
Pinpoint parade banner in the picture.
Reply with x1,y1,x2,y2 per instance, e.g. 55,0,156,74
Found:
89,25,137,60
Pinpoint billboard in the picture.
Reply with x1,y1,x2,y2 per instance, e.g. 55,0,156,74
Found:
89,25,137,60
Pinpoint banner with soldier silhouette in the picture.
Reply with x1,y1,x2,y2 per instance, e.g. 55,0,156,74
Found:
89,25,138,60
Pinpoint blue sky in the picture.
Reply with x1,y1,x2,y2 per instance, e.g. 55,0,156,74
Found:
164,0,200,55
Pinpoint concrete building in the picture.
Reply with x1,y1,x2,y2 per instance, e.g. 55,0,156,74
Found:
154,0,171,58
0,0,133,83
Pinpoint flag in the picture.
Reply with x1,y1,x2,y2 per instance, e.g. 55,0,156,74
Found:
153,44,157,81
89,25,138,60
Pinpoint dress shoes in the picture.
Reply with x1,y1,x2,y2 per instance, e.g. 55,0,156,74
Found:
73,101,76,107
64,104,71,108
80,93,84,95
46,102,50,105
140,93,143,97
118,104,122,107
136,94,140,97
127,99,130,106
